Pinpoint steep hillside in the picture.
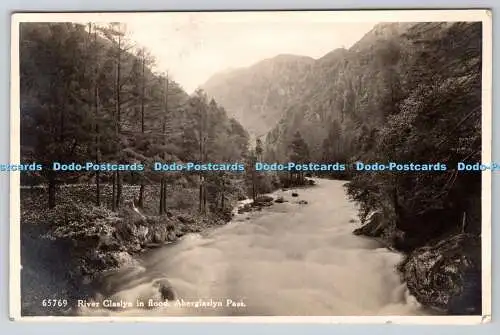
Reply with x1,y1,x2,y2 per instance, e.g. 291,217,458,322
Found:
202,54,314,137
265,23,419,161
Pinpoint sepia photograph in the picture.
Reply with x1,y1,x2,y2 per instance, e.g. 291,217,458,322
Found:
9,10,492,322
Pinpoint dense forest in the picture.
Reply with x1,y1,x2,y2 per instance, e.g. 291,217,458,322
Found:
204,22,483,314
20,22,252,214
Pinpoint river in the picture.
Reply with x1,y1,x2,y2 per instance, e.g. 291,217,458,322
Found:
77,178,428,317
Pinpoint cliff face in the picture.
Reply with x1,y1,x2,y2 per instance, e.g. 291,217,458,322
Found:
264,23,419,162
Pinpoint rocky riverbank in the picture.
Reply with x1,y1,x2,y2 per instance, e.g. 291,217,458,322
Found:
20,201,232,316
353,209,482,315
20,182,298,316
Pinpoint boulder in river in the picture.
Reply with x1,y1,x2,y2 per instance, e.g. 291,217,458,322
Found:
153,279,177,301
167,231,177,242
254,195,274,204
152,231,165,244
353,210,386,237
275,196,287,203
297,200,308,205
401,233,481,315
291,192,299,197
238,203,252,214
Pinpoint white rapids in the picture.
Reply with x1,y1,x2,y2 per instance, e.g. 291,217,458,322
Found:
77,179,427,316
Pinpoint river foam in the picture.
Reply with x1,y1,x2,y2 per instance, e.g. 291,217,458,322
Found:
77,179,426,317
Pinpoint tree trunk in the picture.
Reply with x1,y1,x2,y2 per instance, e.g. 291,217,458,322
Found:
252,176,256,202
221,176,225,210
162,177,167,213
92,27,101,207
114,32,122,210
138,184,144,208
160,76,169,215
95,170,101,206
203,184,206,213
95,84,101,206
48,170,56,209
112,171,117,211
198,183,202,213
159,178,164,215
138,51,146,208
117,171,123,208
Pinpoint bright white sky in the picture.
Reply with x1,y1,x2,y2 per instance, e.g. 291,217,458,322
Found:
118,12,376,93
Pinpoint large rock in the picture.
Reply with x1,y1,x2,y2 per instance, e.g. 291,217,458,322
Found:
153,231,166,244
109,251,137,268
401,233,481,315
353,210,386,237
177,214,195,224
167,232,177,242
274,196,287,203
238,203,252,214
153,279,177,301
254,195,274,204
306,179,316,186
128,224,148,240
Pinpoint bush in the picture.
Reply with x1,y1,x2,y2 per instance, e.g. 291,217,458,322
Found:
254,172,282,195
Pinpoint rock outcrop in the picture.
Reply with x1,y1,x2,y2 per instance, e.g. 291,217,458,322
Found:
352,208,482,315
400,233,481,315
353,210,386,237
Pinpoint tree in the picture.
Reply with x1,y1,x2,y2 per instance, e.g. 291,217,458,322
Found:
244,149,258,201
288,131,309,185
322,119,342,162
346,22,482,248
98,22,135,210
20,21,251,219
20,23,94,208
159,74,170,215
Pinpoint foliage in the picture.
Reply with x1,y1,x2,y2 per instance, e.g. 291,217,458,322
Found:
345,22,482,249
20,22,249,215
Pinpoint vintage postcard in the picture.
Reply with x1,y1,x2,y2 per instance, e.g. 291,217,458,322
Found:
9,10,492,323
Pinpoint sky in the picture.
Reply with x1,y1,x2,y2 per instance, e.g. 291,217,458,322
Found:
119,12,377,93
17,10,489,94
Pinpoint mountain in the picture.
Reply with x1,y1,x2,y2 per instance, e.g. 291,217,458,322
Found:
202,54,315,137
264,22,480,163
201,23,419,142
265,22,419,161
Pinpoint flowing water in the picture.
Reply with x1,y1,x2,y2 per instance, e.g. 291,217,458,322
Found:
77,179,427,316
